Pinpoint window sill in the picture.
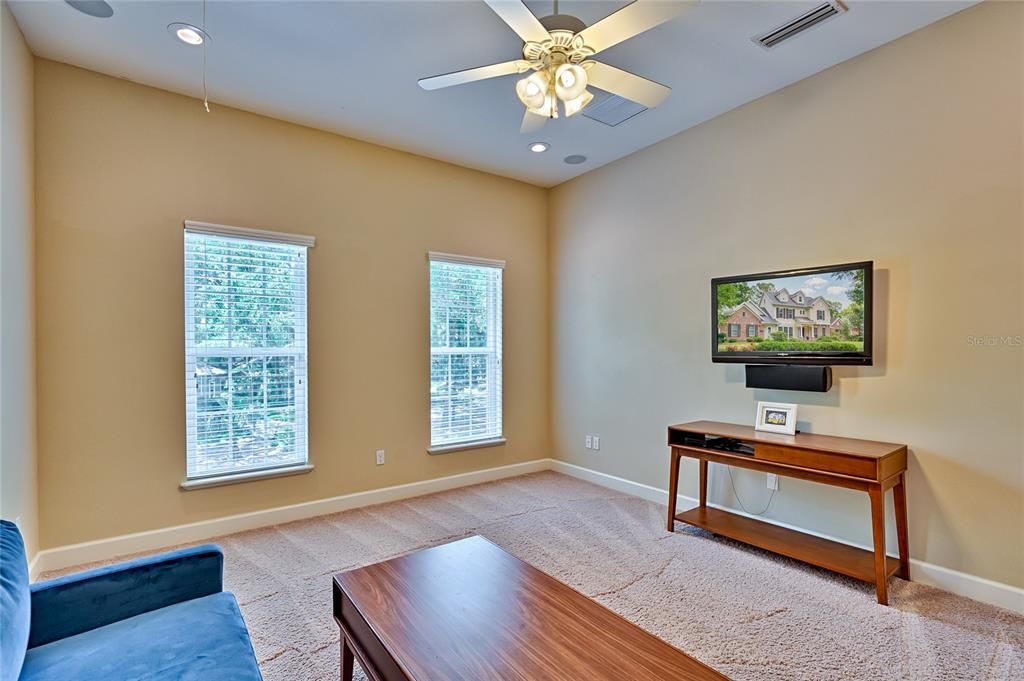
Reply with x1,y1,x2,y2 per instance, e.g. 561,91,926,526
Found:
180,463,314,491
427,438,507,455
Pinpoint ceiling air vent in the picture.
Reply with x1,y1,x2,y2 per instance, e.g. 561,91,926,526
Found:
753,1,847,50
583,89,648,127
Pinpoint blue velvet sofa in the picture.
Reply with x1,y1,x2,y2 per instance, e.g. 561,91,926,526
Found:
1,520,262,680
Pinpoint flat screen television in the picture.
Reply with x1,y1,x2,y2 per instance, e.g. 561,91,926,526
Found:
712,261,873,365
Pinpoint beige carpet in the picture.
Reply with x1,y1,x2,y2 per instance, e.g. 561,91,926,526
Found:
45,471,1023,680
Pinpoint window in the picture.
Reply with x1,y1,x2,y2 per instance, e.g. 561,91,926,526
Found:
184,223,314,482
785,327,794,337
747,325,757,337
817,309,826,321
728,324,740,337
429,253,504,450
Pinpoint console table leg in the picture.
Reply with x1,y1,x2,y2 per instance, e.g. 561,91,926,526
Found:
341,636,354,681
868,485,889,605
667,451,681,532
893,473,910,580
699,460,708,508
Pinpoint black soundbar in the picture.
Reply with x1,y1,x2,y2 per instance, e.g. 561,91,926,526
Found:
745,364,832,392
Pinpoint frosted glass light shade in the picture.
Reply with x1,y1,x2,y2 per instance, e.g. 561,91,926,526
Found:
527,94,559,120
554,64,587,101
563,89,594,117
516,71,549,110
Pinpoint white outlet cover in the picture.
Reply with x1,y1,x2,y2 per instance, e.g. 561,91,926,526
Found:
767,473,779,490
375,449,385,465
585,435,592,449
593,436,600,450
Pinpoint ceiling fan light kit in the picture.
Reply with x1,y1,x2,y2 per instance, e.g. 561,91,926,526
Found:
418,0,695,133
514,26,595,120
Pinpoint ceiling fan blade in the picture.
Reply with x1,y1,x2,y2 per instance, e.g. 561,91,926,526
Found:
586,61,670,108
483,0,551,44
577,0,697,55
419,60,531,91
520,110,548,134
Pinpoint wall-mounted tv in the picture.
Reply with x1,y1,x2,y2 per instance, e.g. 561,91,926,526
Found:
712,261,873,365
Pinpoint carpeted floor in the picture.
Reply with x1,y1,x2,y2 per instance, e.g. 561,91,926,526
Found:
45,471,1023,680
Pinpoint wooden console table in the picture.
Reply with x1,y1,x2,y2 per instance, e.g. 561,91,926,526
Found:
667,420,909,605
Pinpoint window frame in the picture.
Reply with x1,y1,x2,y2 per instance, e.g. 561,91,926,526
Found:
427,251,506,454
182,221,315,488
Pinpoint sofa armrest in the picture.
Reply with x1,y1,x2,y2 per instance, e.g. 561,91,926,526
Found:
28,545,224,648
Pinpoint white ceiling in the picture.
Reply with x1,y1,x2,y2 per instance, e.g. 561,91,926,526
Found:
10,0,975,187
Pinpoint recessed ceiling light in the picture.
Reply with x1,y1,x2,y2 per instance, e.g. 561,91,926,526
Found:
168,22,210,46
529,142,549,153
564,155,587,165
65,1,113,19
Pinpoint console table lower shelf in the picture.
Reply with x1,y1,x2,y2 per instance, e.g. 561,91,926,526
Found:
673,507,901,585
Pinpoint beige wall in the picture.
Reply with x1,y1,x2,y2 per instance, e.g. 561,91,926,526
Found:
34,60,549,549
21,2,1024,591
549,1,1023,588
0,2,37,561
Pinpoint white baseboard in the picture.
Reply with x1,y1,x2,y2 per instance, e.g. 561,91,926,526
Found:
31,457,1024,615
550,460,674,506
30,458,550,578
27,552,40,579
550,460,1024,615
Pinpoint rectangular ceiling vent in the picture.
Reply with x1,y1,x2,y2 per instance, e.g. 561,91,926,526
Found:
583,89,648,127
753,1,847,50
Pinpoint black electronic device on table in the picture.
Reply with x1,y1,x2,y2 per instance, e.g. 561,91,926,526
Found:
678,433,755,457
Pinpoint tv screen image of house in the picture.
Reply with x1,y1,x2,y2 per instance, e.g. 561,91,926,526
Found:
711,261,873,365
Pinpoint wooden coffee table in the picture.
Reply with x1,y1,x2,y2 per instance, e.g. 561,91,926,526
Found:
332,535,728,681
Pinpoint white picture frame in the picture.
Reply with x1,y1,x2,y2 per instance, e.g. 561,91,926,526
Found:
755,401,798,435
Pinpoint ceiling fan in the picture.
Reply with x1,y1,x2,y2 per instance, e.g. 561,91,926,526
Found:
418,1,696,133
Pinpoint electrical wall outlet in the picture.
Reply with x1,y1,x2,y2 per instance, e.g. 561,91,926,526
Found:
592,436,600,450
585,435,593,449
766,473,779,490
375,449,385,465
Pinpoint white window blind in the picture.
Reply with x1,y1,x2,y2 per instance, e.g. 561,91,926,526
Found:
184,223,313,480
429,253,504,448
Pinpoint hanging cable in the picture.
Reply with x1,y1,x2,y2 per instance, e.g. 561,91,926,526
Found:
725,465,776,516
202,0,210,112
